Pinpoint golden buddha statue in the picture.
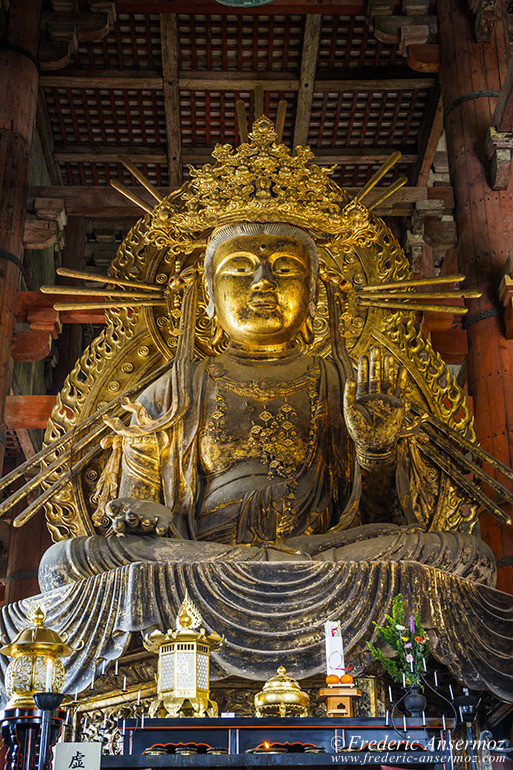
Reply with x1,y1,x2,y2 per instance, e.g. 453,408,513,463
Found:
1,116,512,702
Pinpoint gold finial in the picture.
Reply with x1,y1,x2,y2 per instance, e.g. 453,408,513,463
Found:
30,606,45,627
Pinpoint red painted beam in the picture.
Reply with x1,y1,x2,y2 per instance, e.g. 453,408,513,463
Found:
5,395,57,429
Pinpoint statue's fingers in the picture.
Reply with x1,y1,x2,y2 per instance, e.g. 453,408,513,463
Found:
394,365,408,398
368,346,381,394
356,355,369,398
344,379,357,410
141,517,154,531
113,519,125,533
383,354,396,393
155,523,168,536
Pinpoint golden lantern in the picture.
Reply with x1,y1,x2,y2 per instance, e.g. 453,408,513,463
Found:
143,593,223,718
0,607,73,709
254,666,310,718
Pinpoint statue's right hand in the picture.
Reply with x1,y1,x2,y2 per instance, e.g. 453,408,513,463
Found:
105,499,179,538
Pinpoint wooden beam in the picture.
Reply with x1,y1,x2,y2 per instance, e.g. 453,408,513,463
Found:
40,70,163,89
116,0,366,13
414,91,443,186
40,68,435,93
178,71,299,92
28,185,454,218
5,396,56,430
52,145,419,165
160,14,182,187
294,16,322,147
16,291,105,325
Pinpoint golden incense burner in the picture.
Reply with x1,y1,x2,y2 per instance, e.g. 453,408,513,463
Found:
254,666,309,718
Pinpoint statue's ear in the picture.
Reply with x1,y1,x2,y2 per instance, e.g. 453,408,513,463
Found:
300,316,315,345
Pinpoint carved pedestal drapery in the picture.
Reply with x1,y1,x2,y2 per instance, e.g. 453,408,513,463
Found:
1,559,512,706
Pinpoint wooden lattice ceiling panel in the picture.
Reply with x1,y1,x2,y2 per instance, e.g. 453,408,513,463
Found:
44,87,167,146
308,88,428,148
180,89,297,147
38,10,440,192
318,15,400,70
178,14,304,72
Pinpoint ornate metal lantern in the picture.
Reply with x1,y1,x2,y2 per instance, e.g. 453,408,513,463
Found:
0,607,73,709
143,594,223,718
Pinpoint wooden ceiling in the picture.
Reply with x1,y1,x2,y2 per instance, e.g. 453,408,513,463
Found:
36,3,441,199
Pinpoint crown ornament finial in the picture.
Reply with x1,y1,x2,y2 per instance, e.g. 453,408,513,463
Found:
146,115,361,246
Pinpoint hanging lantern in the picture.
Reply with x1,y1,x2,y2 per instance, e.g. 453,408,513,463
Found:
143,593,223,718
0,607,74,709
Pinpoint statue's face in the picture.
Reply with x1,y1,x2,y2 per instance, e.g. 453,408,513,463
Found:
212,234,311,346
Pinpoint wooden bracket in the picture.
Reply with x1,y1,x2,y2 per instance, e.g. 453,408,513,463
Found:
23,197,67,250
467,0,499,41
39,5,115,71
484,126,513,191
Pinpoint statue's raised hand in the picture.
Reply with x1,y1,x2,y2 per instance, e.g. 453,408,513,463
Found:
105,499,179,538
343,346,407,468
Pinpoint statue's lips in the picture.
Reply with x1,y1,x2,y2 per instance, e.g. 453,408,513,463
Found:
248,292,278,310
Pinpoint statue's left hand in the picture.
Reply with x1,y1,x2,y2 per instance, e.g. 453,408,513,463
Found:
343,346,407,463
105,499,180,538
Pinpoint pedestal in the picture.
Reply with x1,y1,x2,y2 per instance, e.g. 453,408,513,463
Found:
317,686,361,717
0,707,65,770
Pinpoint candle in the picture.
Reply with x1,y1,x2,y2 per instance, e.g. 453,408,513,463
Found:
122,676,127,692
90,673,95,690
422,711,426,726
423,658,427,672
442,714,446,730
402,673,406,687
74,689,77,702
64,711,70,726
449,685,454,700
388,686,393,702
403,715,407,731
141,713,145,730
434,671,438,687
122,719,126,736
385,710,389,726
45,658,54,691
114,660,119,676
410,659,414,672
101,660,106,675
137,690,141,706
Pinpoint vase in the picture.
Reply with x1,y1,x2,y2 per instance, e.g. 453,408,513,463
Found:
404,686,427,717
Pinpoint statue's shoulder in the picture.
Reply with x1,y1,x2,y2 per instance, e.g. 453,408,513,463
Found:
136,359,205,418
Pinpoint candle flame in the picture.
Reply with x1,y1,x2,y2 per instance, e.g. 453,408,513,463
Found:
264,743,270,749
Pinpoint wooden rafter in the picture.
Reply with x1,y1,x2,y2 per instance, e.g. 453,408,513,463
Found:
294,15,322,147
414,91,443,186
52,146,419,165
40,70,435,92
28,185,454,219
160,14,182,187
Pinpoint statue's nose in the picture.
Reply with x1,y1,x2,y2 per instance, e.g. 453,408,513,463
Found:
251,262,276,289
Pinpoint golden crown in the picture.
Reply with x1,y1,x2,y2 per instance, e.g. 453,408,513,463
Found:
146,116,362,245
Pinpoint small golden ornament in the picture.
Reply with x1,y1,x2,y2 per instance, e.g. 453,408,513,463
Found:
254,666,309,718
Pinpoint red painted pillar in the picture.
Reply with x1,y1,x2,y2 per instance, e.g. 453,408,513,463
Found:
438,0,513,591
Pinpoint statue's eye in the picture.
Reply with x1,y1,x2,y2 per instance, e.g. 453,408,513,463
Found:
219,253,256,276
272,255,305,277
